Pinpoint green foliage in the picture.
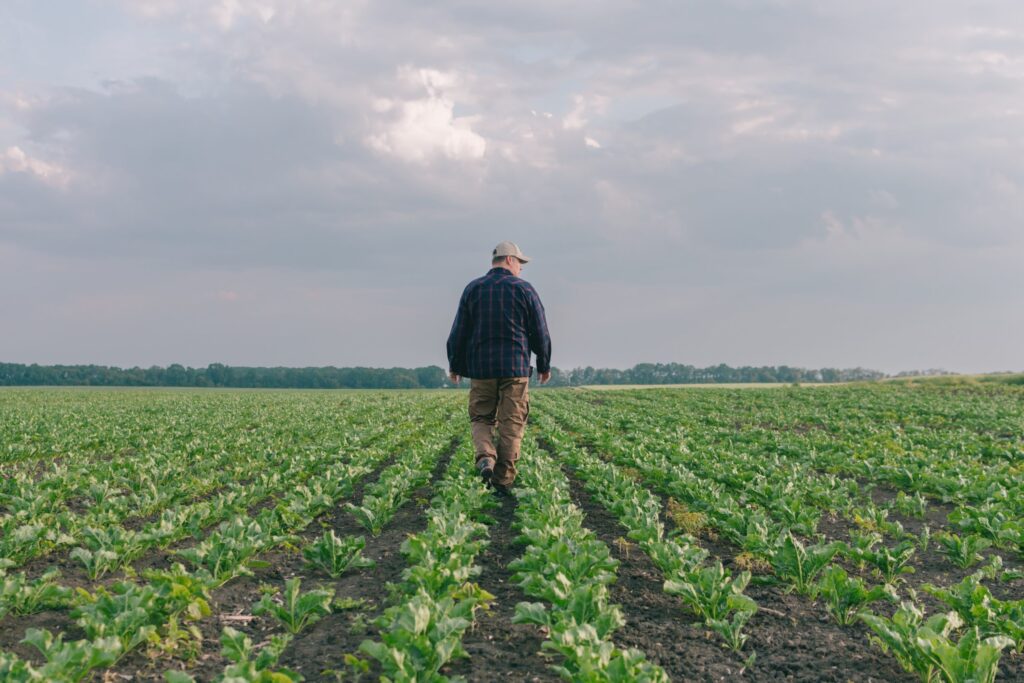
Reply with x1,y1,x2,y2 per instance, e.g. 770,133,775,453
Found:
21,628,122,682
0,568,73,617
860,604,1014,683
665,563,753,622
924,573,1024,653
217,627,302,682
302,531,374,578
855,540,917,585
893,491,929,519
544,624,670,682
360,591,478,682
175,518,285,586
816,565,897,626
253,578,334,635
69,547,120,581
768,533,842,595
936,532,992,569
145,615,203,666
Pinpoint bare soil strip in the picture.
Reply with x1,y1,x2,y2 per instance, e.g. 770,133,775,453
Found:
557,460,750,682
261,437,459,682
444,491,562,682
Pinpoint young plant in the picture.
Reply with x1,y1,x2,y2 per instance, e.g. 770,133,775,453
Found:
346,494,395,536
816,565,897,626
924,574,1024,653
72,582,163,654
0,569,73,617
918,524,932,552
361,591,479,681
302,531,374,578
252,577,334,635
768,533,842,596
165,627,301,683
860,603,1014,683
144,615,203,666
707,596,758,651
936,532,991,569
21,628,122,682
541,623,670,682
639,538,708,577
175,519,269,586
861,540,917,585
843,529,884,571
69,547,120,581
893,491,929,519
664,563,752,622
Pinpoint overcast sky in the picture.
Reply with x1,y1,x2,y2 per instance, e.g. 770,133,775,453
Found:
1,1,1022,374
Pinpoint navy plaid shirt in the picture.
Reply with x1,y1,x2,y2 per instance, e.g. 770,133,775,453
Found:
447,267,552,379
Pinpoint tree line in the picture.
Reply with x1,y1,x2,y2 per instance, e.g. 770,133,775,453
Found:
0,362,884,388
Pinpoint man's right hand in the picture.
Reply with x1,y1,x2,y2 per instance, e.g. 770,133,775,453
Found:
449,372,461,384
539,371,551,385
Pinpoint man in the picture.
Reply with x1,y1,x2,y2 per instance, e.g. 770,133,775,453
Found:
446,241,552,495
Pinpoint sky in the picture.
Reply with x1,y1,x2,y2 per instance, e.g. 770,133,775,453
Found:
1,1,1022,375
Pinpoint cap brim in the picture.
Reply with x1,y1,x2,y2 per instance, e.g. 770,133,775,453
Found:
518,254,531,263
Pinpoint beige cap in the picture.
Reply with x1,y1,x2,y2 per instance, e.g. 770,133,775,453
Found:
492,241,531,263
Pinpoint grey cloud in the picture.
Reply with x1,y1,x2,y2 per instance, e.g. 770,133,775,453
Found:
2,1,1023,371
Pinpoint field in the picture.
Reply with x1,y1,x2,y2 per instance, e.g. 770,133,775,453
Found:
1,384,1022,682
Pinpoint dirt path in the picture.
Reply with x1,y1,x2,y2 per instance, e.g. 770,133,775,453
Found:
444,490,561,682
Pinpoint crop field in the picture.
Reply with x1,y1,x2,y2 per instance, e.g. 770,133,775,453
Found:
0,384,1022,682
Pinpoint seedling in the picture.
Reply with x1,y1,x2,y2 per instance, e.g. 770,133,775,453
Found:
253,577,335,635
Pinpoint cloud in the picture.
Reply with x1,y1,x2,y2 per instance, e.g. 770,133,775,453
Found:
0,146,69,187
367,68,486,163
3,1,1024,372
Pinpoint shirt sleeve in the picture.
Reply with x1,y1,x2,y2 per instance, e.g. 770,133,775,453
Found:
524,284,552,374
446,288,471,375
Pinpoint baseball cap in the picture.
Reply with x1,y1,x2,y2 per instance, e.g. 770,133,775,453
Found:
492,241,531,263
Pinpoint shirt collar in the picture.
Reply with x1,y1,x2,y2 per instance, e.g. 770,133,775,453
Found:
489,266,513,275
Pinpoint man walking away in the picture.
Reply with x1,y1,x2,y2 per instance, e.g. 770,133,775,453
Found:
446,241,552,494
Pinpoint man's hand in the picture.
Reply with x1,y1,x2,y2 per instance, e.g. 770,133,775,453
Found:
449,372,461,384
539,371,551,385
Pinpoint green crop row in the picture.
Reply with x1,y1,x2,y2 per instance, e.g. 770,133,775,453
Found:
0,397,460,682
509,437,669,682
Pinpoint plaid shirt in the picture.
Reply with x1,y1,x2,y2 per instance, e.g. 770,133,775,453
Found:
447,267,552,379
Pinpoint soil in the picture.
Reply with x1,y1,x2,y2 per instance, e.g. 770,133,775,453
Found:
96,438,458,682
444,492,563,682
3,403,1023,683
559,461,752,681
556,459,917,682
0,608,84,665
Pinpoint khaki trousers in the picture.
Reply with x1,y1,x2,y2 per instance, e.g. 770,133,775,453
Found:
468,377,529,486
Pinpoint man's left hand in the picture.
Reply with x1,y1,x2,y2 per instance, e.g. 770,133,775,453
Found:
449,372,461,384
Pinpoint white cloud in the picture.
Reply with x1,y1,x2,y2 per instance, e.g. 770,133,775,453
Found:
562,93,609,131
367,68,486,163
0,146,70,187
562,94,588,130
124,0,282,28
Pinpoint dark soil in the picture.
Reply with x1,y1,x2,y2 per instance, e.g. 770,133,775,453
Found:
549,445,920,682
444,492,563,682
103,438,458,682
256,439,460,682
558,462,753,681
0,609,83,666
